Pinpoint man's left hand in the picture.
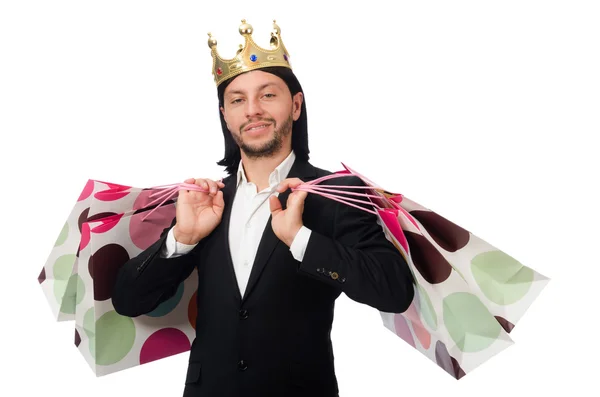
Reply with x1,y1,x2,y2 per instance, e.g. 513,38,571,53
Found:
269,178,308,247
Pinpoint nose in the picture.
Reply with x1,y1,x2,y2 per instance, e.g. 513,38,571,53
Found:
244,97,264,118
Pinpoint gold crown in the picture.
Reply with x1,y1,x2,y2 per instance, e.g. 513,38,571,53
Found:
208,19,292,87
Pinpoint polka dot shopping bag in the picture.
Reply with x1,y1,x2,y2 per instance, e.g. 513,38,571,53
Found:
292,163,550,379
39,179,199,376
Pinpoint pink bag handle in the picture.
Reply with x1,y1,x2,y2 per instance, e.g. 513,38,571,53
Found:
139,169,400,221
139,182,209,222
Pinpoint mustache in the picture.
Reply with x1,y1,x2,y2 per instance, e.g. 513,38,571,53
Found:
240,118,276,131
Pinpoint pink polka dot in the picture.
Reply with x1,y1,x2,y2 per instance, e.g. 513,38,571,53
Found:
90,214,123,234
132,189,178,211
129,191,176,250
94,189,130,201
378,209,408,253
139,328,190,365
78,180,95,202
79,223,90,251
405,302,431,349
103,182,131,190
393,314,415,348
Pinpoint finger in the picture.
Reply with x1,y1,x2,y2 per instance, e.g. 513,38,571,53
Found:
183,178,195,193
205,178,219,195
277,178,304,192
213,190,225,217
269,195,282,214
194,178,209,193
294,190,308,202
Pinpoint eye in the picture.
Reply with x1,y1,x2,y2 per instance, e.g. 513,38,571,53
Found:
231,98,243,104
263,93,276,98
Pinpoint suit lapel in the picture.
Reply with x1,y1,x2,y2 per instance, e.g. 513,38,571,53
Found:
220,156,317,304
242,158,317,302
220,178,243,302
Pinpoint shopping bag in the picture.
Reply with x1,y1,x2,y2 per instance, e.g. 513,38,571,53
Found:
38,179,137,321
293,163,550,379
76,192,199,376
40,179,203,376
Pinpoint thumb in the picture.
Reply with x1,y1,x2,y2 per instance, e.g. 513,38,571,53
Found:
212,190,225,217
269,195,282,215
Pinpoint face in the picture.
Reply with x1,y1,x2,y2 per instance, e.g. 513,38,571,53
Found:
220,70,303,160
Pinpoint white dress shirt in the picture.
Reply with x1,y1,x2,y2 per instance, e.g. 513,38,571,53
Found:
161,150,313,297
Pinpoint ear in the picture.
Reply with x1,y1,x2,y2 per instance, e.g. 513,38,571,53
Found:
292,92,303,121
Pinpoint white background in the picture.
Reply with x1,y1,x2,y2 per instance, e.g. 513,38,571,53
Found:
2,1,599,396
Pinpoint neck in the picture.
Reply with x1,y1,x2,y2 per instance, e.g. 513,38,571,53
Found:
241,147,292,191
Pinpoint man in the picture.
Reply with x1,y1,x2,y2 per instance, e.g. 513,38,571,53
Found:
112,19,414,397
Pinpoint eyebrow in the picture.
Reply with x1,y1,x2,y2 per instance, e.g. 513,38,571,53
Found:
225,82,280,97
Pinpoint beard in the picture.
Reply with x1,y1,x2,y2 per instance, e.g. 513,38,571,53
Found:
231,113,293,160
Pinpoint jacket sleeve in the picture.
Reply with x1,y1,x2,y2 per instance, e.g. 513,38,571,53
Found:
297,176,415,314
111,217,202,317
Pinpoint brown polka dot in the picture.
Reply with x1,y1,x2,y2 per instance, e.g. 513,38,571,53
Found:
87,212,117,222
404,232,452,284
495,316,515,333
75,329,81,347
38,267,46,284
78,209,117,233
435,340,466,379
89,243,130,301
410,210,470,252
78,208,90,233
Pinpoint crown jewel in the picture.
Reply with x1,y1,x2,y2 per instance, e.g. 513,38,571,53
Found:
208,19,292,87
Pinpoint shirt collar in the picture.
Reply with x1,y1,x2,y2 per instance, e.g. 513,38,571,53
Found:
236,150,296,188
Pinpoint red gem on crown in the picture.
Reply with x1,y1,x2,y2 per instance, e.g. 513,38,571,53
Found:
217,68,223,75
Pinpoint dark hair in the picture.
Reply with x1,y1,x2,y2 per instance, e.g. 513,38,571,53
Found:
215,66,310,177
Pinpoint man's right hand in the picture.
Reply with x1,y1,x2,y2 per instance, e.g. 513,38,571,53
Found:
173,177,226,245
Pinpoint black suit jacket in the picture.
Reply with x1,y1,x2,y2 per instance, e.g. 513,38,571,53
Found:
112,158,414,397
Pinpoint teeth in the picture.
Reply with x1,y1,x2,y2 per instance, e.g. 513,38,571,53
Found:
248,124,268,131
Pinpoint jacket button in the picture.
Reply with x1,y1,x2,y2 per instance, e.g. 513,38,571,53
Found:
239,309,248,319
338,277,346,283
316,268,323,273
330,272,339,280
238,360,248,371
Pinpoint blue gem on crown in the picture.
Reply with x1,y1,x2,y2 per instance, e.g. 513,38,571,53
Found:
250,54,258,62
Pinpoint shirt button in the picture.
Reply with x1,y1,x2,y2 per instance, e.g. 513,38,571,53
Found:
243,260,249,266
246,222,252,228
238,360,248,371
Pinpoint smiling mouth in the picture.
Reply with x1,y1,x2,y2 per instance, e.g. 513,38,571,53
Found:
245,124,271,132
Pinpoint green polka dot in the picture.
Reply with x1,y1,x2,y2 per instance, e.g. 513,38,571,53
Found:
84,308,96,359
53,254,76,303
417,285,437,330
59,274,85,314
54,222,69,247
84,308,95,339
76,275,86,305
471,250,533,305
95,310,135,365
443,292,501,352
